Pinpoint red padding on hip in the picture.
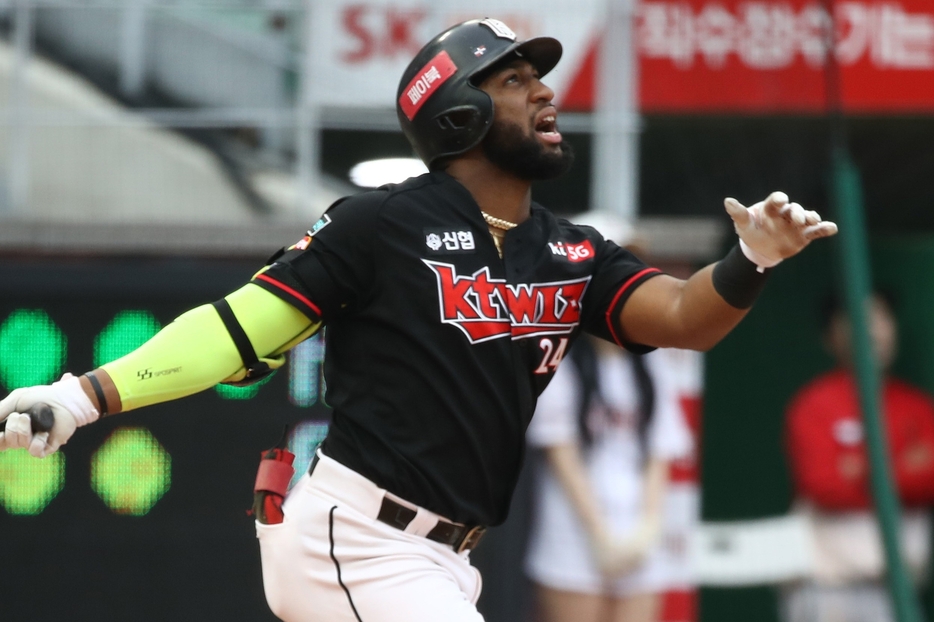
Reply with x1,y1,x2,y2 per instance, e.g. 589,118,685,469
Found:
254,450,296,496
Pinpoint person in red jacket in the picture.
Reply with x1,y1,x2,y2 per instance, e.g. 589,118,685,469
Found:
783,291,934,622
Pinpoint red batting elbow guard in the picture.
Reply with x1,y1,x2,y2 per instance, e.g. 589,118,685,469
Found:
252,448,296,525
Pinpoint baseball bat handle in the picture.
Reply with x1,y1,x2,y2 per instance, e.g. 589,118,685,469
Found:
0,403,56,434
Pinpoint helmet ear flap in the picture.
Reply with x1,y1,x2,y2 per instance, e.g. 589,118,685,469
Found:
428,102,492,162
435,105,481,131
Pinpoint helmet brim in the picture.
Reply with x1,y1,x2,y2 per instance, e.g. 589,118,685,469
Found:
514,37,563,78
470,36,563,86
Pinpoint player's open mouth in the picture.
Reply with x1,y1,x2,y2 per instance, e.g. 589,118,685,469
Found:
534,110,562,145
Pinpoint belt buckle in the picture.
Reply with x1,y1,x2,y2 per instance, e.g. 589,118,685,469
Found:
455,525,487,553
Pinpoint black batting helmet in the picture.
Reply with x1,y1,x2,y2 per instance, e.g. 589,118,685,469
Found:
396,18,562,169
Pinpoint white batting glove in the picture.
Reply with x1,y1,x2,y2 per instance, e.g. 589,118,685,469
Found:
724,192,838,272
0,373,99,458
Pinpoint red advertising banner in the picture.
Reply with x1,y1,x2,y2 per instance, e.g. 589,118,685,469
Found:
561,0,934,113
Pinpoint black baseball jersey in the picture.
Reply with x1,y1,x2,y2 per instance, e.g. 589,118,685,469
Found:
252,171,661,526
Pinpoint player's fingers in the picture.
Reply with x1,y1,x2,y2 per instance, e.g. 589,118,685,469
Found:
4,412,32,449
43,427,69,457
41,436,63,459
724,198,750,227
28,431,49,458
762,191,789,218
779,202,807,226
804,210,822,226
803,222,839,240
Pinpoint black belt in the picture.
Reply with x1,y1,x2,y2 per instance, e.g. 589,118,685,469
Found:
376,496,487,553
308,452,487,553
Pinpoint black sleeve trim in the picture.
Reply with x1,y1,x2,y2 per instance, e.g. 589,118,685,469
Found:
252,272,325,322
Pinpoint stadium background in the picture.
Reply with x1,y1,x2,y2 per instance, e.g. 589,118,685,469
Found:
1,1,934,620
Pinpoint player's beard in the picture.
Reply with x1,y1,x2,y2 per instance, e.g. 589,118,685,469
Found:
482,117,574,181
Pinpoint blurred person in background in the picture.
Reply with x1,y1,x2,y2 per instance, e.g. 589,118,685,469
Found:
783,291,934,622
525,214,694,622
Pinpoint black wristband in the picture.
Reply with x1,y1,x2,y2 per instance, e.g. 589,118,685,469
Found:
712,243,771,309
84,371,109,417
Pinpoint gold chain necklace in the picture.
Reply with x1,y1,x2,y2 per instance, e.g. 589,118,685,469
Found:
481,211,519,231
481,211,518,259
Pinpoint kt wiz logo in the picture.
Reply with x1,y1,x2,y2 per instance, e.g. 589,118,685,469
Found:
423,260,590,343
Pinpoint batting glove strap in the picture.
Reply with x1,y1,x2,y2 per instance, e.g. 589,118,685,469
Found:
52,374,100,427
739,239,782,272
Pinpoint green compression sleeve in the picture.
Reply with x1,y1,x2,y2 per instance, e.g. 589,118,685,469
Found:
101,283,318,412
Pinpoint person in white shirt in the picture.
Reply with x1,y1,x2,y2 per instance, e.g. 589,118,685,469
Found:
524,215,694,622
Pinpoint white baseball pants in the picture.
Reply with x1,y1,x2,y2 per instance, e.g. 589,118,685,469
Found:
256,451,484,622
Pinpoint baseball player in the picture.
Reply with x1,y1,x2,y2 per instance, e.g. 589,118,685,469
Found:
0,18,836,622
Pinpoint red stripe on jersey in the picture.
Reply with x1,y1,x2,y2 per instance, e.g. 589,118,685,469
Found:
604,268,661,347
255,274,323,318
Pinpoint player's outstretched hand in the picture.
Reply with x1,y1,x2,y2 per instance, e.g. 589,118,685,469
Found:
0,373,98,458
724,192,838,270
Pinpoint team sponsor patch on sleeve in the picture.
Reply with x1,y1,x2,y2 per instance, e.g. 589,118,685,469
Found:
310,214,332,235
399,51,458,121
288,215,332,251
289,234,312,251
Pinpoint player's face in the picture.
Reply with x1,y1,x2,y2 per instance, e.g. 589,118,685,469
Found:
477,60,574,180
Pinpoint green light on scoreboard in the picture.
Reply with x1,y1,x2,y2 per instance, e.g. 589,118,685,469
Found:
215,373,274,400
94,310,161,367
0,449,65,515
91,428,171,516
287,420,329,488
0,309,67,390
288,334,326,407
